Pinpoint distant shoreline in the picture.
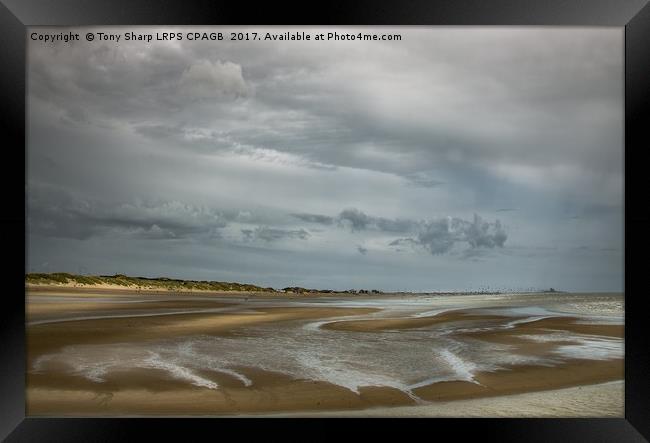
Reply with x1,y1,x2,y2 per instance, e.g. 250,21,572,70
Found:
25,283,622,299
25,283,487,297
25,272,617,296
25,283,302,297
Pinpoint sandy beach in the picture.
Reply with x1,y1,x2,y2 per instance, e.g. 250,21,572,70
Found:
26,287,624,417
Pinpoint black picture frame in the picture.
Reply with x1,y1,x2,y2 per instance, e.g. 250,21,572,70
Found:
2,0,649,440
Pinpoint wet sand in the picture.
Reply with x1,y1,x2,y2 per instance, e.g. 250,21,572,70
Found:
325,312,623,338
261,381,624,417
26,287,624,416
322,311,509,332
27,351,623,416
27,305,379,357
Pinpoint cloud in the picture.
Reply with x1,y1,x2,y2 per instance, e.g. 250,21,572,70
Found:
403,171,445,188
241,226,310,242
29,181,504,257
291,207,507,256
567,203,622,220
388,238,419,247
179,60,249,99
337,208,416,234
28,185,228,241
462,215,507,248
291,213,335,224
293,206,508,256
28,29,622,196
338,208,372,231
412,218,458,254
374,217,418,233
389,214,507,255
25,27,623,291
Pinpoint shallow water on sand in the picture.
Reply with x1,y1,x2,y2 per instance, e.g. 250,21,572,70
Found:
28,292,623,401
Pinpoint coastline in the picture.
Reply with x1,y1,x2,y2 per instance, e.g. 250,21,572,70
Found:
26,282,623,298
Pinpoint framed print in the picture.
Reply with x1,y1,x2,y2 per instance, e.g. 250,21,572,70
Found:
1,0,649,440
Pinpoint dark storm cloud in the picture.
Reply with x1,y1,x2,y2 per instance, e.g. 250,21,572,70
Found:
338,208,372,232
374,218,419,234
291,213,335,225
335,208,418,234
241,227,310,242
389,214,507,255
28,185,229,241
293,210,417,234
296,206,508,255
294,210,417,235
410,219,457,254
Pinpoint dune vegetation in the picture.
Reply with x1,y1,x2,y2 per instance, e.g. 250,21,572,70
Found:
25,272,274,292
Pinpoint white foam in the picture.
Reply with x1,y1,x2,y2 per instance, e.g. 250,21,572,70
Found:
214,367,252,387
411,309,451,318
518,332,576,343
293,351,423,402
143,351,219,389
438,348,479,383
504,315,553,328
82,364,110,383
31,354,55,372
302,320,333,331
175,340,252,386
479,306,562,318
553,337,623,361
516,331,623,361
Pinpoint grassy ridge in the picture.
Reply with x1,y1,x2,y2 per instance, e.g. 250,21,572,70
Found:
25,273,274,292
27,273,547,295
25,273,385,294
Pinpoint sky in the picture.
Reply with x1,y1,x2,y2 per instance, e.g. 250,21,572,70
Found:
26,27,624,292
